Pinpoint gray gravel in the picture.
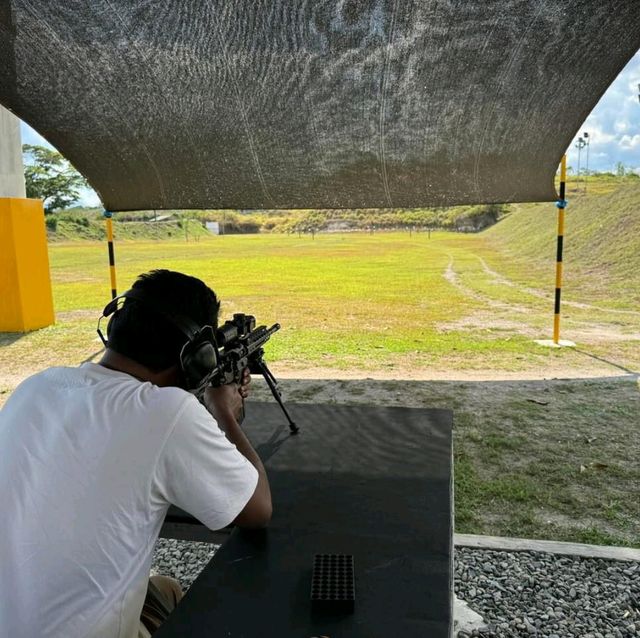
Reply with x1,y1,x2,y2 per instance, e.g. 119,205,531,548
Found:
455,548,639,638
151,538,219,591
152,539,639,636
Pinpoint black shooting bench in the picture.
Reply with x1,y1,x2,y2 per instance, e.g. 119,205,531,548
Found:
157,401,453,638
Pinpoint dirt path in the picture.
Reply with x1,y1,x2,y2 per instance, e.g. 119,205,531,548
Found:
436,254,640,367
271,365,638,382
443,255,529,313
477,256,640,316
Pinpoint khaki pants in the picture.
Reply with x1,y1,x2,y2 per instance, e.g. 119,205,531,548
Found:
138,575,183,637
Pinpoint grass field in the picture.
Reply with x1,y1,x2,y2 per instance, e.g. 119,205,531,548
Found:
1,189,639,546
3,227,639,380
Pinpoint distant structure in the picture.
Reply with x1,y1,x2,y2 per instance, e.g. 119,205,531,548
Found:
0,106,26,198
206,221,220,235
0,104,54,332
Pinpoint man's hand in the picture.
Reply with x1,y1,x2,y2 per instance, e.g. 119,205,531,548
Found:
203,368,251,424
239,367,251,399
203,368,271,528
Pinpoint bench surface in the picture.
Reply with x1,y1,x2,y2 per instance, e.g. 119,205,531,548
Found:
157,401,453,638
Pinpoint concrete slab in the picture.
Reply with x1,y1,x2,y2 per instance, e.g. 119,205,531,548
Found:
455,533,640,562
534,339,576,348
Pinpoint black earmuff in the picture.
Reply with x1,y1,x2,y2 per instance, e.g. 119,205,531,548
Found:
178,325,219,391
98,289,219,391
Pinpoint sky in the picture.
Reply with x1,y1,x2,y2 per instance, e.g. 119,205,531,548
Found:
565,50,640,176
19,49,640,207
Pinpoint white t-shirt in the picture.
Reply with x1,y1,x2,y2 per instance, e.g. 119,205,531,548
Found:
0,363,258,638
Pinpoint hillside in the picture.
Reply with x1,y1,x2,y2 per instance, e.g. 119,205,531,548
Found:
483,178,640,307
45,203,508,241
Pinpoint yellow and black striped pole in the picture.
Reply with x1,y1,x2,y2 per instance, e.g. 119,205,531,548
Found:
553,155,567,344
104,210,117,299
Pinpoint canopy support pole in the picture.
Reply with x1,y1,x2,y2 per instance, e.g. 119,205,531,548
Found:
104,210,117,299
553,155,567,344
534,155,575,348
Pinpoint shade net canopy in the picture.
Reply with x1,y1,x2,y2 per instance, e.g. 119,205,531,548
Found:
1,1,639,212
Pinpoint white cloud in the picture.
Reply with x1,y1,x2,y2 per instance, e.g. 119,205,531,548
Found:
79,187,101,207
614,120,629,133
620,134,640,150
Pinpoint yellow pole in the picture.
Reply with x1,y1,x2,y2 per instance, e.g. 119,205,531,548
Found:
553,155,567,344
104,210,117,299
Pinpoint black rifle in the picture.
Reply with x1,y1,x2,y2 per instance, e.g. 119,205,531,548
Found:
205,313,299,434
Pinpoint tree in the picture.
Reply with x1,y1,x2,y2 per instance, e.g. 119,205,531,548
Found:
22,144,88,213
615,161,626,178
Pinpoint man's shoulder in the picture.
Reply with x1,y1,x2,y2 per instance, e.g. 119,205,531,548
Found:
9,366,76,393
13,364,196,416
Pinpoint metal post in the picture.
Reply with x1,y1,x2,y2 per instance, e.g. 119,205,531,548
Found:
583,131,590,194
553,156,567,344
574,138,584,191
104,210,117,299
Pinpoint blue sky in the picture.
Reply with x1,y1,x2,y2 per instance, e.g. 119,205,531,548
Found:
20,49,640,207
566,50,640,175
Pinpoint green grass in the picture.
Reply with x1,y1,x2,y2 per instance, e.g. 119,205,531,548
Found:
36,233,560,371
3,199,640,382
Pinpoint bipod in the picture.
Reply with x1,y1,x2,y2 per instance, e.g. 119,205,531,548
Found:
254,359,299,434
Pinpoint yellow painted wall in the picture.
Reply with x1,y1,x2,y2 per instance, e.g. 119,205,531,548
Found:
0,198,55,332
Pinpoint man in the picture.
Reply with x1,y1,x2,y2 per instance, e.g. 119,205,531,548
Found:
0,270,271,637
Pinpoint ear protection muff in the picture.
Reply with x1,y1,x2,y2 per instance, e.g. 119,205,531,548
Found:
98,288,219,391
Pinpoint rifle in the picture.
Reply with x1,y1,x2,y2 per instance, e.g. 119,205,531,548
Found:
204,313,299,434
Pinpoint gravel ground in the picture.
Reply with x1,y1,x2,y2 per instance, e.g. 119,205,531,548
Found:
151,538,219,591
152,539,639,637
454,548,639,638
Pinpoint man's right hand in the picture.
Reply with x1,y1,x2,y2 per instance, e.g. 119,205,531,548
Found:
203,383,244,425
203,379,272,529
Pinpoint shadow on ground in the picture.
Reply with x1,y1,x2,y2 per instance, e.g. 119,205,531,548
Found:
574,348,638,376
0,332,28,348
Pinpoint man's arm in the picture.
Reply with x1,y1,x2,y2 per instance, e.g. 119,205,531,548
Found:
203,383,272,529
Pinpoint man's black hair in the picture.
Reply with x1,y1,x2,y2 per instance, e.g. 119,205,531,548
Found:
107,270,220,371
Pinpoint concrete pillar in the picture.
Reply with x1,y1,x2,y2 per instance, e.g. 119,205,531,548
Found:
0,106,55,332
0,105,26,198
